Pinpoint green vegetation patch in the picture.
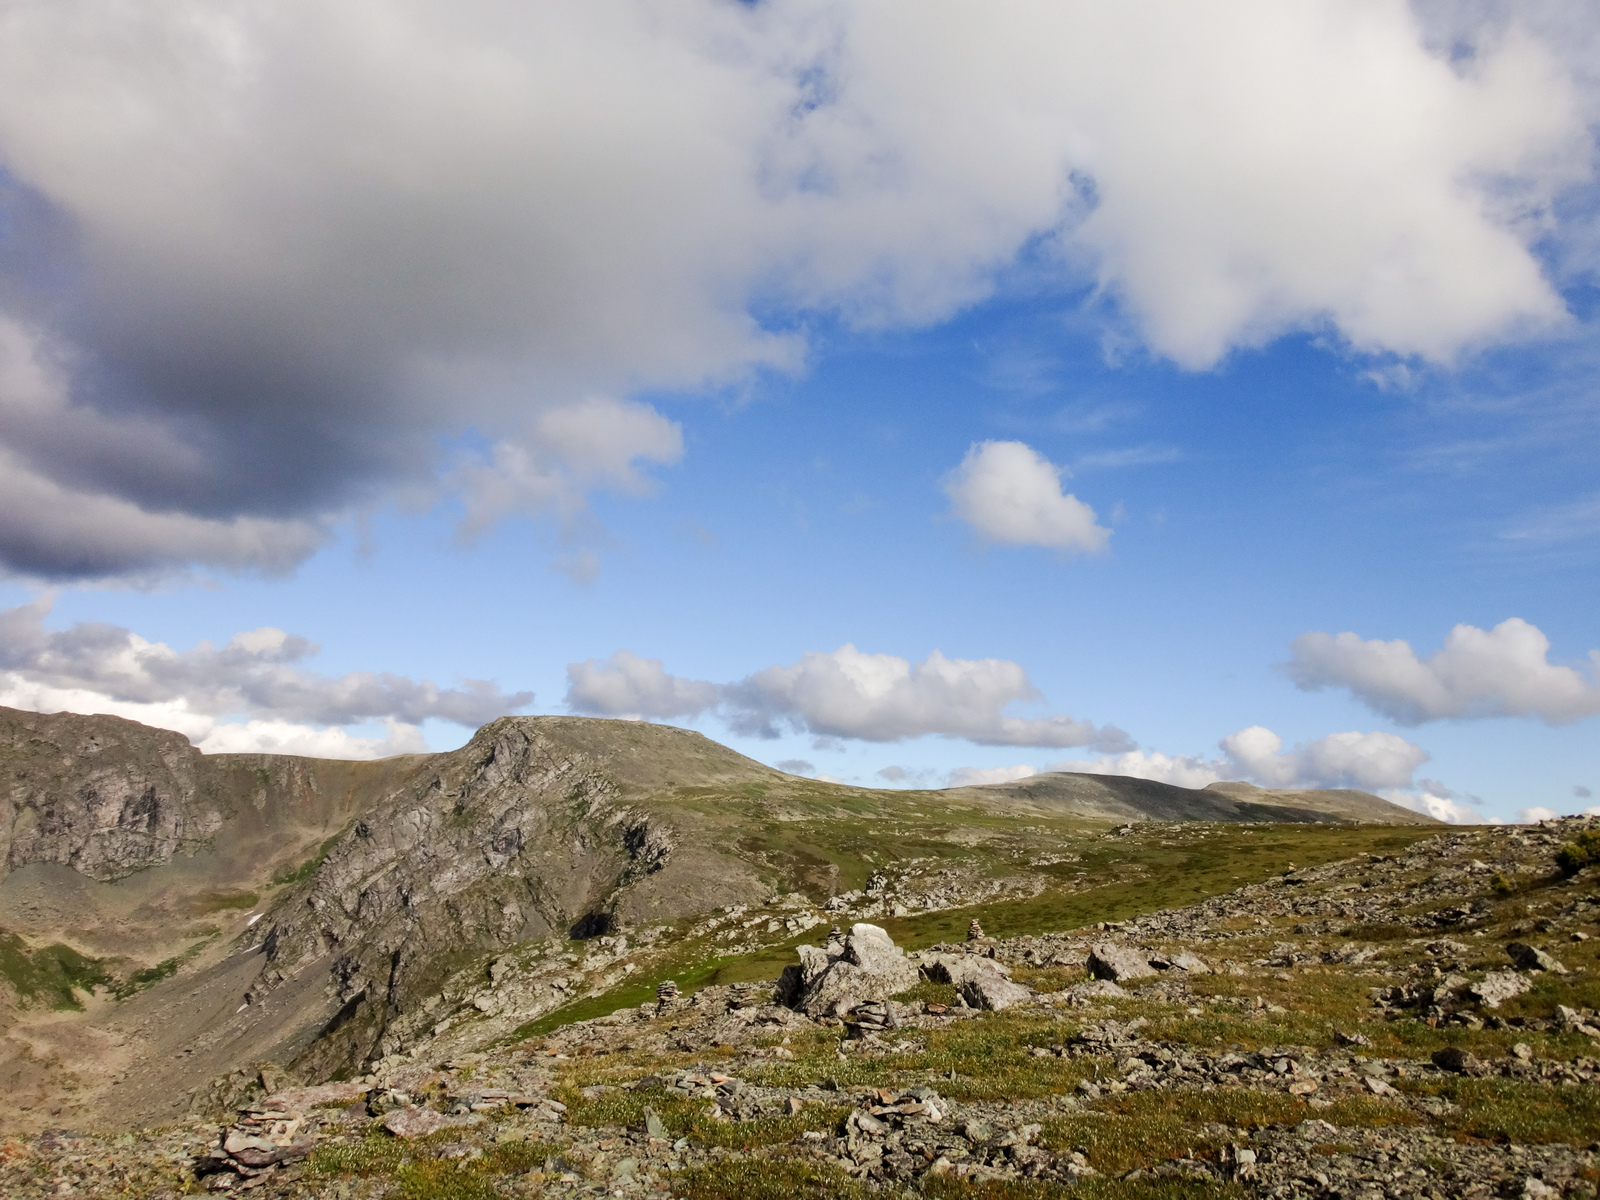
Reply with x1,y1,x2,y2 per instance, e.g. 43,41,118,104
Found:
0,928,111,1010
877,825,1436,948
557,1083,848,1149
924,1180,1245,1200
1404,1077,1600,1146
307,1131,409,1179
112,933,217,999
671,1156,867,1200
741,1010,1102,1101
1556,830,1600,877
272,824,351,886
187,889,259,914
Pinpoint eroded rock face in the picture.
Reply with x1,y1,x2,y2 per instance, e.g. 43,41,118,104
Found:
1507,942,1568,975
778,922,919,1017
1469,970,1531,1009
0,709,218,881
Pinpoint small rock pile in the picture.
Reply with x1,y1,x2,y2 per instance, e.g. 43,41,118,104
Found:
192,1083,365,1191
656,979,680,1004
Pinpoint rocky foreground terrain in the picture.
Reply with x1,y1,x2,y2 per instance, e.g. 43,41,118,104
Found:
4,814,1598,1200
0,708,1431,1136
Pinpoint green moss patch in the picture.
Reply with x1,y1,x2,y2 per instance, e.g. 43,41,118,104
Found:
0,928,111,1010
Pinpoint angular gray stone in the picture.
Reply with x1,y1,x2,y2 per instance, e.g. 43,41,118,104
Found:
1087,943,1156,982
1068,979,1128,999
921,954,1013,988
1150,950,1210,974
960,974,1032,1011
382,1107,468,1139
1506,942,1567,974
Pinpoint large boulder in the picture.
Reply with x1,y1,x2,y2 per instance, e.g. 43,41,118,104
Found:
1506,943,1568,975
1087,943,1157,983
777,923,920,1017
961,974,1033,1011
920,952,1031,1010
921,954,1015,988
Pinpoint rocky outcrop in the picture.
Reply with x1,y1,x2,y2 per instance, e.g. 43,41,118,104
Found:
777,923,919,1017
959,972,1032,1011
254,718,732,1078
1,709,216,881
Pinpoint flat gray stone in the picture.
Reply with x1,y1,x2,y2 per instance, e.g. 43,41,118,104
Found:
1468,970,1530,1009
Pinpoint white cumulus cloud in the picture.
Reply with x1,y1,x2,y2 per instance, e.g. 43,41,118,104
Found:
942,441,1110,553
0,598,530,758
565,643,1130,749
1219,726,1430,791
1286,618,1600,725
565,650,721,720
1383,788,1493,825
950,724,1432,794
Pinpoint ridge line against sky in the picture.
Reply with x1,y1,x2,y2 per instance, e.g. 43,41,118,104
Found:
0,0,1597,822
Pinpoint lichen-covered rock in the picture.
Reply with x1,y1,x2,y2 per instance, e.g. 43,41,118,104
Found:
921,954,1014,988
382,1107,472,1139
1150,950,1211,974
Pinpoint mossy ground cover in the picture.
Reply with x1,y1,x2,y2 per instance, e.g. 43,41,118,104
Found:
0,928,112,1010
307,1130,548,1199
557,1083,850,1149
1396,1076,1600,1146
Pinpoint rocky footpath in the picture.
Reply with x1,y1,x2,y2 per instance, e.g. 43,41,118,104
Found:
3,815,1598,1199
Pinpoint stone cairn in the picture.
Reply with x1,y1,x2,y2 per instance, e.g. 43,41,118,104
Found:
657,979,680,1004
827,924,845,950
966,918,985,942
848,999,895,1035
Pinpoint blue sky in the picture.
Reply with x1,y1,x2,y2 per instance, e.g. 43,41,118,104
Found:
0,1,1597,823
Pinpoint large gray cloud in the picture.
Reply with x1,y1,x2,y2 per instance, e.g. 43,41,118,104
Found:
0,1,1592,579
565,644,1131,750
